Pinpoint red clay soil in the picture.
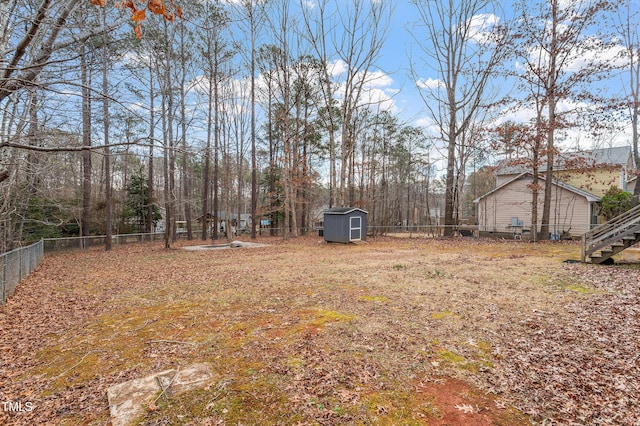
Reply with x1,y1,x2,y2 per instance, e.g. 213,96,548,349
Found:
414,377,526,425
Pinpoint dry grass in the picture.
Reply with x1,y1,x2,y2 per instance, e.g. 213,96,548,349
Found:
0,236,637,425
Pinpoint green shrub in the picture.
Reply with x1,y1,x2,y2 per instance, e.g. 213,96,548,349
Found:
600,186,632,221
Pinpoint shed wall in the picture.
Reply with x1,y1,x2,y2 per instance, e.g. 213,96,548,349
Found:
323,214,349,243
323,210,367,243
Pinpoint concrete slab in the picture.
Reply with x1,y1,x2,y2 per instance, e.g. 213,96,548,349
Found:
183,241,267,251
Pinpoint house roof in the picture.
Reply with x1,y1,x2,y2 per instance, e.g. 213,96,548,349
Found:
496,145,632,176
586,145,632,165
323,207,368,215
474,172,601,204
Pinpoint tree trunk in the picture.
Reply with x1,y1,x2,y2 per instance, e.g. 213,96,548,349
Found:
202,58,213,241
179,23,192,240
81,44,92,246
540,0,559,241
249,4,258,240
147,58,155,236
161,23,175,249
213,47,220,240
443,130,457,236
102,9,112,251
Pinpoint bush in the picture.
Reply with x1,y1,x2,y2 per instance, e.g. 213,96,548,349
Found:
600,186,632,221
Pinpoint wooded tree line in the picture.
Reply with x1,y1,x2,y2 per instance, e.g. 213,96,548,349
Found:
0,0,638,252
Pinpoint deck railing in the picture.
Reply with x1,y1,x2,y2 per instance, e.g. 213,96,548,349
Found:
581,204,640,262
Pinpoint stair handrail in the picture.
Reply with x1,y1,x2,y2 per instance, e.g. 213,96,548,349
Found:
582,203,640,262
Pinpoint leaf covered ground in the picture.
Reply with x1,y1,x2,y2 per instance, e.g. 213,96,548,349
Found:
0,236,638,425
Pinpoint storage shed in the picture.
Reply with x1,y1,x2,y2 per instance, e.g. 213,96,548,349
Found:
322,207,368,243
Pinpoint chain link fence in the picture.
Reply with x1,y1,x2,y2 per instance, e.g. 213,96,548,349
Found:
1,233,173,305
1,240,44,305
43,232,169,251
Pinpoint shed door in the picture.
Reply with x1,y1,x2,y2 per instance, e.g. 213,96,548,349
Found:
350,216,361,241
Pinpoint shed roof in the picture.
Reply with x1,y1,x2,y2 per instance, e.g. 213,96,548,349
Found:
323,207,368,215
473,172,601,204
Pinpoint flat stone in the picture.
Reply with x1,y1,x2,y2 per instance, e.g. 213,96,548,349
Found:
107,363,215,426
183,241,267,251
156,363,214,397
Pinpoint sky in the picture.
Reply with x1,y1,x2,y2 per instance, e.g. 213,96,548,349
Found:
315,0,639,153
50,0,636,169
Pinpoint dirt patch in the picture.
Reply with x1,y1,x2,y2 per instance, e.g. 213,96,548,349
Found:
414,377,528,425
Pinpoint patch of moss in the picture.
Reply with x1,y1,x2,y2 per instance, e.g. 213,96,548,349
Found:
306,308,355,327
430,310,459,320
539,275,603,295
425,270,448,279
363,389,441,425
475,340,492,352
359,295,390,303
32,302,208,392
564,283,602,294
434,342,496,374
141,373,304,425
286,356,303,369
438,349,466,365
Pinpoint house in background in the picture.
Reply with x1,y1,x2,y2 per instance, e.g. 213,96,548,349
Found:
475,146,634,239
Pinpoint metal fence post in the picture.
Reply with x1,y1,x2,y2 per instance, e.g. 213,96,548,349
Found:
2,253,5,304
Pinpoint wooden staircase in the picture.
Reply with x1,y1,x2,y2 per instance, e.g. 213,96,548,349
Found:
582,204,640,264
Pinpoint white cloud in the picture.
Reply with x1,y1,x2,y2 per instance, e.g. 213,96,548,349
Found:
416,77,444,90
566,37,628,71
359,86,398,113
333,68,399,113
191,75,211,94
364,70,394,89
328,59,347,78
467,13,500,44
522,32,627,75
301,0,316,10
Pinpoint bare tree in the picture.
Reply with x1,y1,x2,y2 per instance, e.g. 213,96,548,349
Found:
196,3,227,240
100,7,113,251
410,0,507,236
177,17,193,240
0,1,129,104
301,0,392,207
80,41,93,247
512,0,617,238
266,0,297,239
300,0,339,207
156,19,178,248
493,120,544,240
615,0,640,204
147,51,157,236
232,0,267,239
